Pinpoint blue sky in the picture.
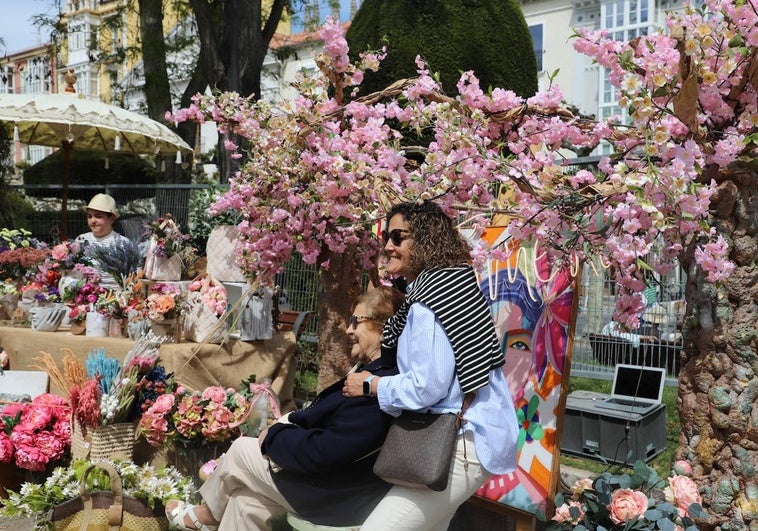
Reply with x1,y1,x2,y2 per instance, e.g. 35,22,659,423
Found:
0,0,55,54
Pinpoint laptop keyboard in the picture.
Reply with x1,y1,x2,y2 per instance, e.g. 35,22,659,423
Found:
609,398,646,407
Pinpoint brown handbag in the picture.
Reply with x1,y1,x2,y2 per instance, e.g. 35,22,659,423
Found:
373,393,475,492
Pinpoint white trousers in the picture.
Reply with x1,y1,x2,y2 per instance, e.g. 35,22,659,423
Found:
200,437,296,531
360,432,491,531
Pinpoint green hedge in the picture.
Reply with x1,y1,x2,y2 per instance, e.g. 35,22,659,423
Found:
346,0,538,98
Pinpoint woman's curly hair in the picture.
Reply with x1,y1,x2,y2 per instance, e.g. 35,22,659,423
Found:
385,201,471,278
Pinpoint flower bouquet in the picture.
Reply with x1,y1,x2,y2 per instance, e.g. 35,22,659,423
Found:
138,379,253,484
64,338,167,460
550,460,704,530
183,273,229,343
143,214,196,281
144,282,184,341
0,459,198,526
0,393,71,473
0,228,47,282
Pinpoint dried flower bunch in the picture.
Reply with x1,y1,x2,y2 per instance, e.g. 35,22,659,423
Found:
68,338,166,429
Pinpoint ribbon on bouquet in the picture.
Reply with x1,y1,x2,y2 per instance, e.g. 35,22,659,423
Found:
233,380,282,428
248,380,282,419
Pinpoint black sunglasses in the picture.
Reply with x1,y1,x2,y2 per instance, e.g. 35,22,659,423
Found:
382,228,411,246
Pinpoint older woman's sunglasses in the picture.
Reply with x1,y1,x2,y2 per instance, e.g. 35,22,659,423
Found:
382,228,411,246
348,315,376,328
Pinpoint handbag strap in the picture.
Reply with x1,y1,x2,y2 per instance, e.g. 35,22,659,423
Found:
455,391,475,431
79,462,124,531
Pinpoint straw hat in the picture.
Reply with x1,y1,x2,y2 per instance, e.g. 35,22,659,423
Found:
83,193,120,218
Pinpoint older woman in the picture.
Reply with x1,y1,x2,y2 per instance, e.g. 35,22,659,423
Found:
345,200,519,530
166,286,404,531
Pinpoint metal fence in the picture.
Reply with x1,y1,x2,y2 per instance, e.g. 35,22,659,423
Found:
9,178,685,383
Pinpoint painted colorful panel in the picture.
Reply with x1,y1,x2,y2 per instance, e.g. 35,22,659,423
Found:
474,227,578,516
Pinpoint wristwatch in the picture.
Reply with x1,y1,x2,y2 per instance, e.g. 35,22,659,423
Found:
363,374,378,396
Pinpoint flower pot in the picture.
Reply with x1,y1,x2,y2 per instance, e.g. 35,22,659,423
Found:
0,293,19,321
29,303,67,332
85,311,110,337
70,319,86,335
150,318,179,343
108,317,127,338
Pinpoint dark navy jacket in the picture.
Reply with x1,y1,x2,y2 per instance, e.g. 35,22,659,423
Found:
261,356,397,526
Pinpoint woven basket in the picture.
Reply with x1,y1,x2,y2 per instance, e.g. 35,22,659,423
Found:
71,421,136,461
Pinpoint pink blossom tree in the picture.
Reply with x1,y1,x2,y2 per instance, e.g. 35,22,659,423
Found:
172,2,757,524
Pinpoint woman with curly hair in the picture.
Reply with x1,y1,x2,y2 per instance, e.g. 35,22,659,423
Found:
344,200,519,530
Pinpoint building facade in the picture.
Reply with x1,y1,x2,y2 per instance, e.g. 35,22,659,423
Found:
0,44,58,171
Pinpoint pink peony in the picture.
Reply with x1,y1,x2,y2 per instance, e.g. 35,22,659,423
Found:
664,475,702,518
608,488,649,524
202,386,226,404
35,431,66,461
1,402,25,419
14,442,49,472
19,404,54,432
151,393,176,415
552,501,584,524
0,432,14,463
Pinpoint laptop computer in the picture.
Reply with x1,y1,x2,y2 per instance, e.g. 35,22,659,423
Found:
594,364,666,415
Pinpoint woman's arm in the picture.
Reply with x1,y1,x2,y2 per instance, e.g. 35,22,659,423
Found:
260,393,390,474
377,303,456,415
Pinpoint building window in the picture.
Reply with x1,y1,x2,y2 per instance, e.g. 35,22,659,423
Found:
69,21,87,51
0,66,13,94
529,24,544,72
23,57,51,94
597,0,656,128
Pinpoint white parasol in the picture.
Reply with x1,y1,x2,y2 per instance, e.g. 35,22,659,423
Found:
0,92,192,239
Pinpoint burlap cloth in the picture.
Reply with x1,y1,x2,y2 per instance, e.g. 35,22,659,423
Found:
0,325,298,413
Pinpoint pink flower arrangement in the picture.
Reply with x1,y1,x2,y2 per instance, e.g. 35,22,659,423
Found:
187,276,227,316
138,384,251,448
145,283,183,321
550,460,704,530
0,393,71,472
60,264,106,320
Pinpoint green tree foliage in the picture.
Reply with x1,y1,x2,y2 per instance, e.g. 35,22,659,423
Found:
346,0,538,98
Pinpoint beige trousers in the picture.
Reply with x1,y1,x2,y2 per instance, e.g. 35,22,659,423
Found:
360,432,491,531
200,436,296,530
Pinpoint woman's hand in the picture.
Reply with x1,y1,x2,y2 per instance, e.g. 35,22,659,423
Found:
343,371,370,397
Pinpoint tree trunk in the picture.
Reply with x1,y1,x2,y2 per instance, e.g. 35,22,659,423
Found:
138,0,171,122
315,247,364,392
677,163,758,529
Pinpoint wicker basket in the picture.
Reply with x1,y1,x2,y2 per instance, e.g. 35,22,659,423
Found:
71,421,136,461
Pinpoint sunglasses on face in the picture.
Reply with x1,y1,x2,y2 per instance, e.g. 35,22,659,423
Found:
382,228,411,246
348,315,376,328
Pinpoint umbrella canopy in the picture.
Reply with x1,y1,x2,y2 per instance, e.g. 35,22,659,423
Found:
0,92,192,239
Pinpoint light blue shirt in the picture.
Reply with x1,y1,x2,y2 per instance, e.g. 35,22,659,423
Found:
376,302,519,475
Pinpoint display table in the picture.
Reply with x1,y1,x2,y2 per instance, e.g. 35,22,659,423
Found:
0,325,298,412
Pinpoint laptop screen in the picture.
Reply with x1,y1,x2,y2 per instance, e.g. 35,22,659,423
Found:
613,364,665,402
